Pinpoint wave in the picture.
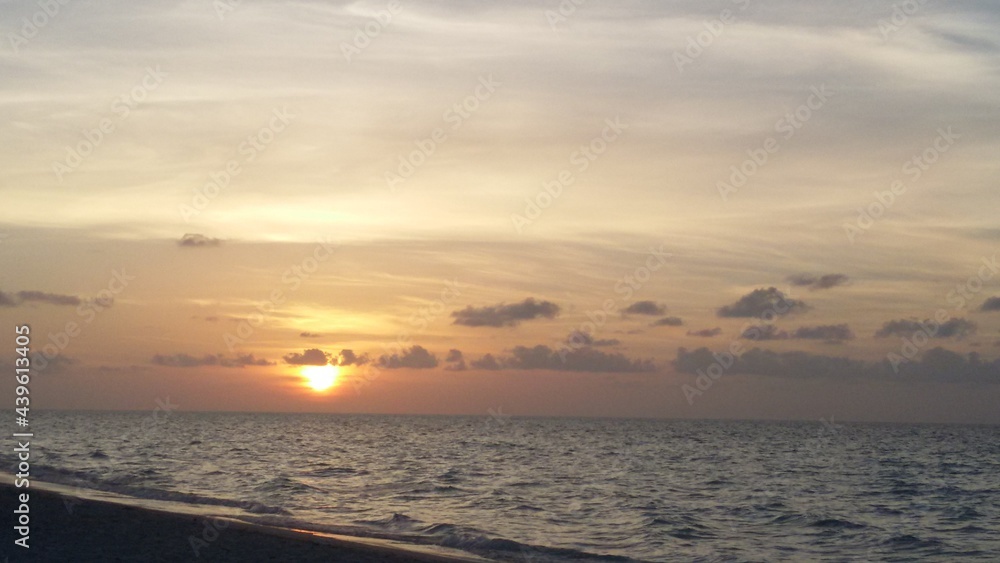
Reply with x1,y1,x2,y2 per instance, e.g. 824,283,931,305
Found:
12,461,290,516
809,518,867,529
261,511,640,562
254,476,325,494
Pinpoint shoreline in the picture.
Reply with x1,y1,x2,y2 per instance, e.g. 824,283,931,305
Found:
0,477,491,562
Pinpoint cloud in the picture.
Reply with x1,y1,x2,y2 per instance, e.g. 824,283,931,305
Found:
378,345,438,369
299,332,322,338
875,318,977,339
153,353,274,368
470,345,655,373
282,348,331,366
740,325,789,341
471,354,501,370
687,327,722,338
32,353,76,374
651,316,684,327
792,324,854,343
0,290,83,307
445,349,466,371
717,287,807,318
623,301,667,316
980,297,1000,312
17,290,82,306
452,298,560,327
674,346,1000,383
336,349,369,366
787,273,850,290
566,331,620,347
220,354,275,367
152,353,219,368
178,233,221,247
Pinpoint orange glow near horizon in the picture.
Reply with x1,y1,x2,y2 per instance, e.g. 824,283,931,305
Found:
301,364,339,392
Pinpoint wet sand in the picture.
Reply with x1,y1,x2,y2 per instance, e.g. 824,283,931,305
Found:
0,481,490,562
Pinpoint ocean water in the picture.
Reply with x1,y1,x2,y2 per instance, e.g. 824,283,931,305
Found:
5,412,1000,562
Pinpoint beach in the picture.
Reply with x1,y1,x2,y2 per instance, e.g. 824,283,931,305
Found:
0,481,488,562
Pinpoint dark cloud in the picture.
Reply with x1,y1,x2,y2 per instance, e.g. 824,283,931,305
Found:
787,274,850,291
566,331,620,348
378,345,438,369
980,297,1000,312
299,332,322,338
471,354,501,370
740,325,789,341
153,353,273,368
152,353,219,368
717,287,807,318
445,350,466,371
282,348,331,366
623,301,667,316
31,353,76,374
512,345,655,373
792,324,854,343
220,354,274,367
336,349,369,366
568,331,594,346
178,233,221,247
17,291,81,306
674,346,1000,383
470,345,654,373
687,327,722,338
651,316,684,327
452,298,560,327
0,290,83,307
875,318,977,339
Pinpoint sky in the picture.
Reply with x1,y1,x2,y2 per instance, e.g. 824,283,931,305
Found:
2,0,999,423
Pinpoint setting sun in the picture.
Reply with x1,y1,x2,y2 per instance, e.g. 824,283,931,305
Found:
301,364,339,392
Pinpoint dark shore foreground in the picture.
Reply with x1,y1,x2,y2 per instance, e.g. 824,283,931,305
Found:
0,482,488,562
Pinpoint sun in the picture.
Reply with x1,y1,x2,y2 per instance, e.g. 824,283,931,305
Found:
301,364,339,392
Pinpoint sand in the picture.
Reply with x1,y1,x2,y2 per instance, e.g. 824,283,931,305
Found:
0,481,492,562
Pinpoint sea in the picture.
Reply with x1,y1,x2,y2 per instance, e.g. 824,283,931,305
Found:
4,412,999,562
